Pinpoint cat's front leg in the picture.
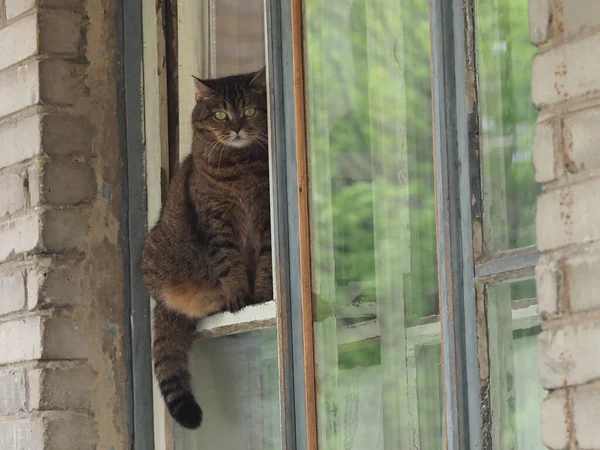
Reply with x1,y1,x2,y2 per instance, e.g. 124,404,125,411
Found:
219,266,251,313
253,228,273,304
206,218,251,313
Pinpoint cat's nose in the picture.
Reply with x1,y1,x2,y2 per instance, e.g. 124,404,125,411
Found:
231,124,243,133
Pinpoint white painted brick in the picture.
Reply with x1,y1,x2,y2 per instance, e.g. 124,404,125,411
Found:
0,271,26,315
0,173,25,218
28,365,95,411
5,0,34,21
0,370,27,415
26,268,42,310
0,316,43,364
560,0,600,38
0,212,40,261
565,245,600,313
536,178,600,251
27,165,40,208
0,60,39,119
539,320,600,389
529,0,550,45
0,317,85,365
0,114,42,169
563,108,600,175
532,121,556,183
572,387,600,448
0,418,44,450
0,415,96,449
0,60,85,121
532,33,600,108
536,258,559,315
0,13,37,72
541,390,569,450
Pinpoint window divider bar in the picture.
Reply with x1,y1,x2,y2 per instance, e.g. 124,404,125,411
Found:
430,0,482,448
290,0,319,446
453,0,486,447
116,0,155,447
475,247,540,279
265,0,309,448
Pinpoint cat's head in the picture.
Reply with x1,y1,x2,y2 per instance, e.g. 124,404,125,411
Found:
191,68,267,149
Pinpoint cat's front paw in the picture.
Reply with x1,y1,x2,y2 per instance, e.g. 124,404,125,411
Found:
221,267,252,312
221,274,251,313
224,292,252,313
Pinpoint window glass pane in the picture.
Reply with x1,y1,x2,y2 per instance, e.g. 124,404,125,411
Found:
302,0,442,447
173,329,281,449
487,279,543,449
476,0,541,253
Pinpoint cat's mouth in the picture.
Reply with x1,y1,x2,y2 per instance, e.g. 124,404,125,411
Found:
225,133,251,148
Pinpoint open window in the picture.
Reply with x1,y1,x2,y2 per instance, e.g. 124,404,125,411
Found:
140,0,543,447
143,0,280,448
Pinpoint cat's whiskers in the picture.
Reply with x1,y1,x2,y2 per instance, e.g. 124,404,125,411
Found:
216,143,226,169
205,140,221,166
252,133,269,148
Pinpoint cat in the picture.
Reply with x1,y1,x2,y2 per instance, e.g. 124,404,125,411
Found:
141,67,273,430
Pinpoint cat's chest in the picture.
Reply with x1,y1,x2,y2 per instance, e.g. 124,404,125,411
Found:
232,185,268,227
211,181,268,236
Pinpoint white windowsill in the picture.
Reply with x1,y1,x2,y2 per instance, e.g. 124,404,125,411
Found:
196,300,277,338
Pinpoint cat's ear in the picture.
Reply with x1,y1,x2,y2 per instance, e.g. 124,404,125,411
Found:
192,76,214,101
249,67,266,89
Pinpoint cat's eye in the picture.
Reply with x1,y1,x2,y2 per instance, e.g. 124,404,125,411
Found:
243,107,257,118
213,111,228,121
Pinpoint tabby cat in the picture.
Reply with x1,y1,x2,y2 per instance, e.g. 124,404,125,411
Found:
141,68,272,429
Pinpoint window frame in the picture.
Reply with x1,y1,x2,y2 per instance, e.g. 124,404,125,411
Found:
118,0,156,448
286,0,541,448
137,0,543,448
429,0,541,448
140,0,311,448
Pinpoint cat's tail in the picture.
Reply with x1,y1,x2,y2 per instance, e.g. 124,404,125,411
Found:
152,301,203,429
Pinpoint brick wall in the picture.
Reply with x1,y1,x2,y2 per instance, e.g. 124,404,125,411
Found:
531,0,600,448
0,0,129,449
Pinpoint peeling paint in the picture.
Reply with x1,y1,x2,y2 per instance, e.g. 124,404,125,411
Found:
101,182,111,201
107,373,115,391
104,321,118,338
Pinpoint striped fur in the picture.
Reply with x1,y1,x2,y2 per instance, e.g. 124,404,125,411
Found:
141,68,272,430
